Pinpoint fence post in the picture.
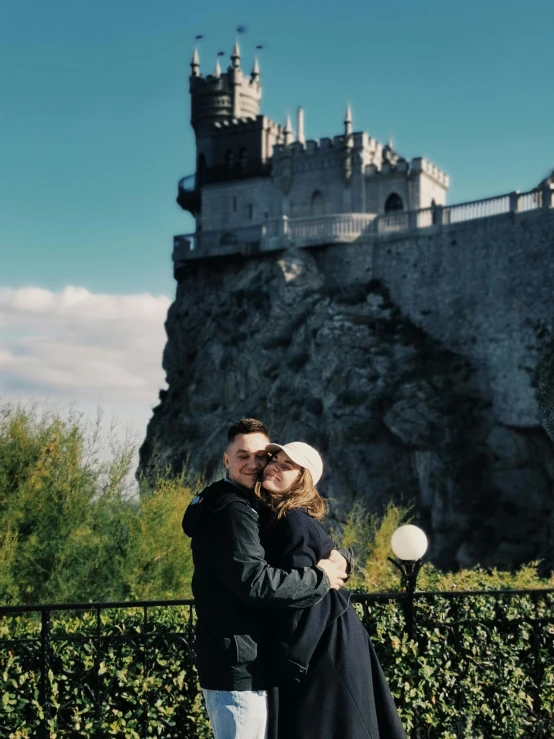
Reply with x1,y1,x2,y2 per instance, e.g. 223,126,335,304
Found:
94,607,102,729
39,609,51,739
509,190,519,213
432,204,444,226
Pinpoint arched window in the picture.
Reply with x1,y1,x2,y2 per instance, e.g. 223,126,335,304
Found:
384,193,404,213
311,190,325,217
247,204,253,221
225,150,235,169
239,147,248,170
232,196,237,213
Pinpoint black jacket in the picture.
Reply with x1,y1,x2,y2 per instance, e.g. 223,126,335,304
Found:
261,509,407,739
181,480,330,690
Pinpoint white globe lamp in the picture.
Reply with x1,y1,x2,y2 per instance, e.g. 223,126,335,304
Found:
391,525,428,562
389,524,428,597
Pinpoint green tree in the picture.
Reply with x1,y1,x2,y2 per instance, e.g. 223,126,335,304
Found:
0,402,195,605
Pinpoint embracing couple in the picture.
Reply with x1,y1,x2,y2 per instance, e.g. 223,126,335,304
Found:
183,418,406,739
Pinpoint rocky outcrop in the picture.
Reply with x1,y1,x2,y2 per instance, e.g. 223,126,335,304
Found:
140,233,554,572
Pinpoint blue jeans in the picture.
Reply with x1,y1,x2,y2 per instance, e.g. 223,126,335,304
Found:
201,689,268,739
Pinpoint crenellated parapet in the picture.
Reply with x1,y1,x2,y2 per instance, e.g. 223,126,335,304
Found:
189,43,262,133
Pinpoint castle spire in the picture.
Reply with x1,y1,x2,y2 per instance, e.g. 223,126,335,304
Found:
251,57,260,80
214,57,221,78
231,41,241,68
344,104,352,136
191,47,200,77
284,114,293,144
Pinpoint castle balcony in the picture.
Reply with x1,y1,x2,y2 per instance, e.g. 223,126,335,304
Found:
173,213,377,265
176,175,200,213
287,214,376,247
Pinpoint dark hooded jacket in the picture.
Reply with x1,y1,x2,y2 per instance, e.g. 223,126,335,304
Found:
181,480,330,690
260,508,407,739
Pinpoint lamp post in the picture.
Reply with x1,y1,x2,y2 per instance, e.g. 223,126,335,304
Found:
388,524,428,639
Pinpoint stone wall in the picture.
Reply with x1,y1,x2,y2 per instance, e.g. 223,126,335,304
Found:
140,207,554,572
200,178,274,231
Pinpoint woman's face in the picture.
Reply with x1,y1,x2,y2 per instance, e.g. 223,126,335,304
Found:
262,451,302,494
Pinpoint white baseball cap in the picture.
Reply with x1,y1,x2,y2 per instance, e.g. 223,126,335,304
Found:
265,441,324,485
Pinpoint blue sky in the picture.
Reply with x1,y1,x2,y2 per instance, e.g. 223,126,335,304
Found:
1,0,553,440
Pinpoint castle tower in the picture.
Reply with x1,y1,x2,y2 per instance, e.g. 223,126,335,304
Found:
177,42,279,223
189,43,262,134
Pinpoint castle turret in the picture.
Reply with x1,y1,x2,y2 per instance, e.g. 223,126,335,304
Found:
179,41,274,219
189,41,262,134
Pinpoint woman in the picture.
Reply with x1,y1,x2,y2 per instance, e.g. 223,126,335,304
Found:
255,441,406,739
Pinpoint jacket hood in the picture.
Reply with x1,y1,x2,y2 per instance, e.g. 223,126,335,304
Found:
182,479,256,538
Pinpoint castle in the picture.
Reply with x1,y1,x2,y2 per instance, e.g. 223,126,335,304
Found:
175,44,451,264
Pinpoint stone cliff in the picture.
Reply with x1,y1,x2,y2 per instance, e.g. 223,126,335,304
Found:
140,208,554,571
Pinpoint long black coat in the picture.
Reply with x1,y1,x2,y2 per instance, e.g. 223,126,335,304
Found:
260,508,407,739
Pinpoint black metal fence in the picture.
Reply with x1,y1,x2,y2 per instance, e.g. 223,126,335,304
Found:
1,589,553,738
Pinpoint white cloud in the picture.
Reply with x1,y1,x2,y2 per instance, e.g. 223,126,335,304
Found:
0,286,171,439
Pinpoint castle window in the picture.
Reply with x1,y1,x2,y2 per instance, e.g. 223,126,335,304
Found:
264,211,269,220
232,196,237,212
384,193,404,213
311,190,325,217
247,204,253,221
225,149,235,169
239,147,248,170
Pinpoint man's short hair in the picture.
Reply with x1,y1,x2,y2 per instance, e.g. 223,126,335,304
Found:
227,418,269,444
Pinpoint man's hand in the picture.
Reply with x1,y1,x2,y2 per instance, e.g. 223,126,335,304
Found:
316,557,348,590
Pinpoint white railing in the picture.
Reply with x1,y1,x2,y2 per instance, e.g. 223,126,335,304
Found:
516,190,542,212
376,211,410,234
445,194,511,224
416,208,434,228
287,213,375,246
174,186,552,261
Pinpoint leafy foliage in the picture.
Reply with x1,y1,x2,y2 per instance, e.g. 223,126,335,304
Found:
0,402,195,605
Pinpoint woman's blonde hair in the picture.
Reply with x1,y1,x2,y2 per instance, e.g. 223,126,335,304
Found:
254,467,328,521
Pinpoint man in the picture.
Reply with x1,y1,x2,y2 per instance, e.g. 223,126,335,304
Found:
182,418,348,739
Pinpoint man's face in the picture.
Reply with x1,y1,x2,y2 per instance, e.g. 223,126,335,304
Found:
223,432,270,489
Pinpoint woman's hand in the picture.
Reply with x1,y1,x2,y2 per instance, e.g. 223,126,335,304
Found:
316,557,348,590
329,549,349,571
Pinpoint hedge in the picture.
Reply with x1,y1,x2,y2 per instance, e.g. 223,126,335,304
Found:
1,589,553,738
